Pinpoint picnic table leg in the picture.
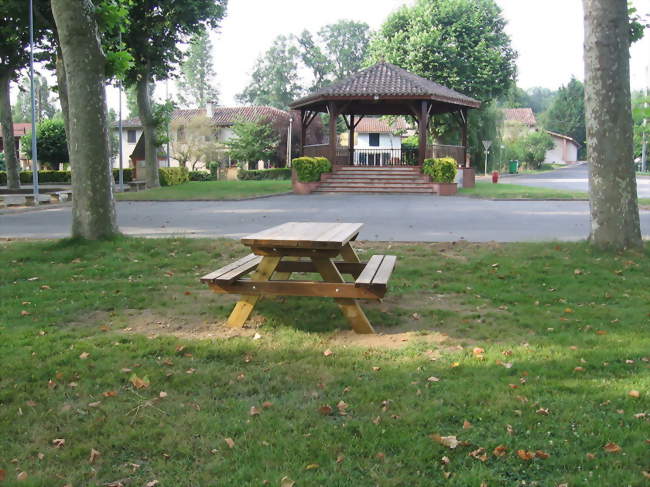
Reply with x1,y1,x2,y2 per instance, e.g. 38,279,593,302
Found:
312,257,375,334
226,255,281,328
339,243,362,278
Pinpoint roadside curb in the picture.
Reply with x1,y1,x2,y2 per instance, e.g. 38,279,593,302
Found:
116,191,294,203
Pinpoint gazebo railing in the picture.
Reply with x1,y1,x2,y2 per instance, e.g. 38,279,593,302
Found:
303,144,464,166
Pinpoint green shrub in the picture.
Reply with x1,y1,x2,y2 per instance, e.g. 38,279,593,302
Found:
189,171,212,181
112,168,134,184
238,168,292,180
18,170,72,184
422,157,458,183
0,171,5,185
291,157,332,182
159,167,189,186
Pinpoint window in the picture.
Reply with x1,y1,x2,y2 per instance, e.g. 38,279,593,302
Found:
368,133,380,147
127,129,136,143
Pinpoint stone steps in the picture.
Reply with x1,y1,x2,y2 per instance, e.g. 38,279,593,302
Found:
316,166,433,194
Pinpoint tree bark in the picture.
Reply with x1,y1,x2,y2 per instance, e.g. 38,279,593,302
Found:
583,0,642,249
136,71,160,188
51,0,118,239
0,71,21,190
55,46,71,157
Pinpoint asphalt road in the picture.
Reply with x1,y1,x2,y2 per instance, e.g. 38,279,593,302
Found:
506,163,650,198
2,193,649,242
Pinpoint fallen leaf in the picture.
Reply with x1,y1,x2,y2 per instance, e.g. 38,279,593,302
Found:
473,347,485,356
52,438,65,448
318,405,333,416
79,352,90,360
280,476,295,487
159,391,168,398
337,400,348,415
250,406,261,416
224,437,235,449
0,469,5,481
535,450,550,459
252,333,262,340
586,453,596,460
431,434,459,449
102,390,118,397
262,401,273,409
17,471,28,481
536,408,550,416
469,447,488,462
506,424,514,435
427,376,441,383
463,420,473,429
336,454,345,464
375,452,385,461
603,442,621,453
88,401,102,407
20,310,30,316
305,463,319,470
89,448,101,464
323,349,333,357
574,366,586,372
451,361,460,368
372,366,381,371
493,445,507,457
628,390,640,398
129,374,150,389
372,416,381,425
516,449,534,461
642,471,650,479
145,481,159,487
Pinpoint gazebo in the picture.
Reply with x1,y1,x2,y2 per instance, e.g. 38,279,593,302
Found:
289,62,480,170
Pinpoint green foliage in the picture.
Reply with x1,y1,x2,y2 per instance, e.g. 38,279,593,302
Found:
113,168,133,183
226,119,279,165
632,92,649,159
526,87,557,114
237,35,302,109
159,166,189,186
178,29,219,107
0,152,5,171
291,156,332,182
505,130,554,169
318,20,370,81
368,0,517,103
22,118,68,169
237,168,292,180
11,75,60,123
188,170,212,181
422,157,457,183
628,5,649,44
542,77,585,157
401,135,419,149
153,100,175,147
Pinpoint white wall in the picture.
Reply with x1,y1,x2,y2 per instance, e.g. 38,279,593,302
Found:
355,132,401,149
112,127,142,169
544,136,578,164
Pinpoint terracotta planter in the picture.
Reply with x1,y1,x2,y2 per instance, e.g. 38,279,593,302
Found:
433,182,458,196
293,180,320,194
460,167,476,188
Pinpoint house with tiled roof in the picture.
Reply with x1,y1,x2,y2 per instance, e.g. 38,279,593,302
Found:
112,104,323,174
338,117,414,165
0,123,32,169
501,107,580,164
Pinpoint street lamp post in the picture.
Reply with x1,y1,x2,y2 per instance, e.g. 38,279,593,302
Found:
28,0,40,204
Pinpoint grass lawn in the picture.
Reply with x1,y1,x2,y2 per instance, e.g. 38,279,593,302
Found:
117,180,292,201
1,237,649,485
460,181,589,200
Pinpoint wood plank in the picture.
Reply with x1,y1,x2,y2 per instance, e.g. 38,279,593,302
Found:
200,253,259,283
312,257,375,334
252,247,341,258
216,255,263,283
371,255,397,286
226,256,281,328
241,222,363,250
274,260,366,275
209,280,384,300
355,255,385,287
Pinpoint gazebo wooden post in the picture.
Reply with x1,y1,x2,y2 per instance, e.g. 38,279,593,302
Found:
460,108,468,167
348,114,355,165
328,102,338,165
417,100,428,165
299,109,306,156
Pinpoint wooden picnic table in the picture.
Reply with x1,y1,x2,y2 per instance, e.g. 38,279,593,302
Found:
201,222,397,334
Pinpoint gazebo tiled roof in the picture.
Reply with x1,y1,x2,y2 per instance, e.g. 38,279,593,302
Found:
291,62,480,109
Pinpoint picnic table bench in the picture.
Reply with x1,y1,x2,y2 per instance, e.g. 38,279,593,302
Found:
201,222,397,334
128,180,147,192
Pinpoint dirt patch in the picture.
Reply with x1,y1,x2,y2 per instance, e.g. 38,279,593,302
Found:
327,329,450,350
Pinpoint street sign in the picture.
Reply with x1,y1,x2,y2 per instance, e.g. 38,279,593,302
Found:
482,140,492,151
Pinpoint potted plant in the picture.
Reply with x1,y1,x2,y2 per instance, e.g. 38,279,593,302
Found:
291,157,332,194
422,157,458,195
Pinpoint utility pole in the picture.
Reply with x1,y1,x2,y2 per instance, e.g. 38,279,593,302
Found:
28,0,39,204
286,116,293,167
641,65,648,173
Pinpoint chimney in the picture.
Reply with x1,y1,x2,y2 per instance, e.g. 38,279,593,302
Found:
206,101,214,118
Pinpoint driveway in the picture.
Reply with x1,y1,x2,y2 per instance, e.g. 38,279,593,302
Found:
2,193,650,242
505,163,650,198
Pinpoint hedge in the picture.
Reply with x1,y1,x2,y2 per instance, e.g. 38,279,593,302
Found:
238,168,292,180
422,157,457,183
291,157,332,182
1,169,135,185
113,168,134,184
189,171,212,181
159,166,189,186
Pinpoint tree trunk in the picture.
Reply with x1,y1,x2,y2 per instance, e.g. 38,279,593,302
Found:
51,0,118,239
0,71,21,190
55,46,71,158
583,0,642,249
136,71,160,188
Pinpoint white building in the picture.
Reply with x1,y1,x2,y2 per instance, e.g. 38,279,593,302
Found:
339,117,412,166
544,131,580,164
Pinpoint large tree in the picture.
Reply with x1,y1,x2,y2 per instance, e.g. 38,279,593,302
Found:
583,0,642,249
51,0,118,239
369,0,517,103
178,29,219,108
12,74,60,123
237,35,302,109
122,0,227,188
543,78,586,156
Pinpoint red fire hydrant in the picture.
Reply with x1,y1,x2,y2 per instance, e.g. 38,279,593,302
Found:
492,171,499,184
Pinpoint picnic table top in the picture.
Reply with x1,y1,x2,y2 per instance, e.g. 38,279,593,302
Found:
241,222,363,250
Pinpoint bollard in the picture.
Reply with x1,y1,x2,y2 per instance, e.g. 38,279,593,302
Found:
492,171,499,184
